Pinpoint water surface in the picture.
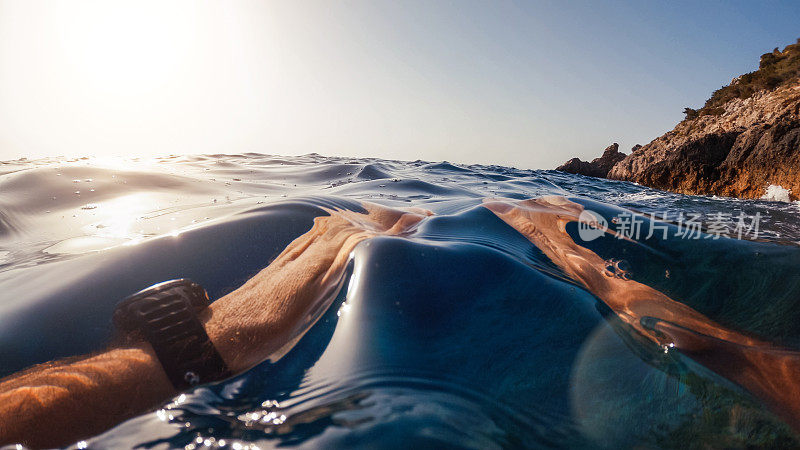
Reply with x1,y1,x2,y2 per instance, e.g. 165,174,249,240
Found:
2,154,800,449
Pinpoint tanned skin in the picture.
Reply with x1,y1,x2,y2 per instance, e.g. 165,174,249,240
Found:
3,196,800,447
484,196,800,432
0,202,428,448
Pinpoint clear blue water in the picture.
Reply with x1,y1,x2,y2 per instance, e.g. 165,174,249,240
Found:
2,154,800,449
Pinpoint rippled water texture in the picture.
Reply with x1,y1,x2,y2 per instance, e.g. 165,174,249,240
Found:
2,154,800,449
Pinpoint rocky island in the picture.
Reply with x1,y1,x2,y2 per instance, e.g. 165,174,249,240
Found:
558,40,800,201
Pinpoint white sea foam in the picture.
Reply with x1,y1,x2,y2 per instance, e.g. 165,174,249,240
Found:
761,184,792,202
619,191,666,202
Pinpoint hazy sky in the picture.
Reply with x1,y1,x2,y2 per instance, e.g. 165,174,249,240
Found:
1,1,799,168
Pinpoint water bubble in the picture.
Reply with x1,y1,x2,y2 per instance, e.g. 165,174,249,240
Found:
604,259,633,279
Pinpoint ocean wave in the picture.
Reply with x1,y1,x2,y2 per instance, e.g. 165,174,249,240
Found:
2,154,800,448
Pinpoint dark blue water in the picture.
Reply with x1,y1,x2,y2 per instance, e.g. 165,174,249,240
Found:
2,154,800,449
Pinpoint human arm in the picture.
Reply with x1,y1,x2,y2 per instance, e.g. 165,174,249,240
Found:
483,196,800,431
0,203,427,448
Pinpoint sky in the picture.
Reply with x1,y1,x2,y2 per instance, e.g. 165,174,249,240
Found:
1,1,799,169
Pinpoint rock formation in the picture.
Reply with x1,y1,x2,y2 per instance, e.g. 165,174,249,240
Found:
558,41,800,201
556,143,627,178
607,80,800,200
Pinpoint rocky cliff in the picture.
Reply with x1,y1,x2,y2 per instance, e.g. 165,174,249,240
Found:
607,79,800,200
559,41,800,201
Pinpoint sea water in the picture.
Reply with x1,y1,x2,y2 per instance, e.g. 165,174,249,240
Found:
1,154,800,449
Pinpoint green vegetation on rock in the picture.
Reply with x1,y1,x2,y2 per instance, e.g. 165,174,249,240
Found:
684,39,800,120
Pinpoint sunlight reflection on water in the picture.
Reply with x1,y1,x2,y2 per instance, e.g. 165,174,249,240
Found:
2,154,800,448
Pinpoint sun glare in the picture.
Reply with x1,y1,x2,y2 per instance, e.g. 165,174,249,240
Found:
55,1,193,93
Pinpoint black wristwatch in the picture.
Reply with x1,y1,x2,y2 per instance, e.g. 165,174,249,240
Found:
113,279,232,390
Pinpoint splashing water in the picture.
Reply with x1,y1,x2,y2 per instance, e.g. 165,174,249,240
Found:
2,154,800,449
761,184,793,203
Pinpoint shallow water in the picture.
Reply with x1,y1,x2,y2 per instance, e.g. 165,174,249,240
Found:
2,153,800,449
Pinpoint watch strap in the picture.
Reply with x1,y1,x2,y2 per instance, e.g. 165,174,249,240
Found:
114,279,232,390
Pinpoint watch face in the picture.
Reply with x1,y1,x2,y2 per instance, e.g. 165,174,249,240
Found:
113,279,209,335
112,278,230,390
